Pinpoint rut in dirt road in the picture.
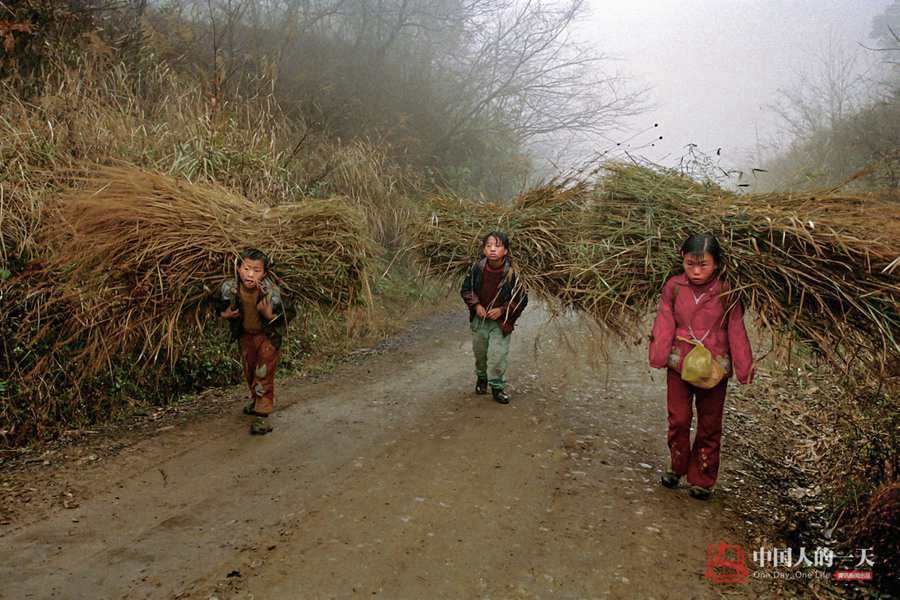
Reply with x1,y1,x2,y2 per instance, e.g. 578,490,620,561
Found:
1,308,759,599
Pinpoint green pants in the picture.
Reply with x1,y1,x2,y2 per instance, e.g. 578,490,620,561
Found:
470,317,511,390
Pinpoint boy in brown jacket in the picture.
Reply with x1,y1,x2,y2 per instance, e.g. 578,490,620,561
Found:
213,248,290,435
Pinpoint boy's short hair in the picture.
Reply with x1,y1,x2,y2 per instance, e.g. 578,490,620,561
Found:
482,231,511,253
240,248,270,270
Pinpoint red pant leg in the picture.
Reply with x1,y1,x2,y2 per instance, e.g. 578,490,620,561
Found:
666,368,693,476
238,333,259,394
249,333,279,414
686,379,727,489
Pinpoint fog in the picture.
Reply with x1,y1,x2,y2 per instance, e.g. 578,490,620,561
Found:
581,0,893,171
6,1,894,193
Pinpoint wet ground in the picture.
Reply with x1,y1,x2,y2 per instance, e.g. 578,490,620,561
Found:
1,307,780,599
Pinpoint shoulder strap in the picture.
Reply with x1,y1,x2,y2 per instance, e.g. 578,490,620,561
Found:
716,278,734,329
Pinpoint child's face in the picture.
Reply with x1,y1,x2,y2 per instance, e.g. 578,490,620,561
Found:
238,258,266,288
683,252,716,285
482,236,508,263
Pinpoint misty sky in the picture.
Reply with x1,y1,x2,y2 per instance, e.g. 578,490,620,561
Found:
581,0,893,171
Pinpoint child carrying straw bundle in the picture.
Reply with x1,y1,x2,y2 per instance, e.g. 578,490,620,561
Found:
212,248,291,435
649,234,754,500
460,232,528,404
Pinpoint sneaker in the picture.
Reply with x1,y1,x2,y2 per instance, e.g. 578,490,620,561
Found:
688,485,712,500
250,417,273,435
491,388,510,404
475,379,488,395
660,469,681,489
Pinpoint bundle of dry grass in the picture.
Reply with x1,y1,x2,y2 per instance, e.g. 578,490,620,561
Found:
415,163,900,377
7,165,372,379
415,182,589,284
850,482,900,591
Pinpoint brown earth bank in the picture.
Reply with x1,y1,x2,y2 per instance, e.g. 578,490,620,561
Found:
0,305,868,599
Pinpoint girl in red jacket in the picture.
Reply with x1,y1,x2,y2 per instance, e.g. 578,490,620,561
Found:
648,234,754,500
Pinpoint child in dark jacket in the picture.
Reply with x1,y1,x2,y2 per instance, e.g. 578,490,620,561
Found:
648,234,753,499
212,248,290,435
461,231,528,404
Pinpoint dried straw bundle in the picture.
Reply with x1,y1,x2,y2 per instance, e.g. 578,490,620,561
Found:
850,482,900,591
416,163,900,376
11,165,372,377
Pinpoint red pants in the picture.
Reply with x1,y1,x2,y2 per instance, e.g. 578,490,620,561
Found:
238,332,280,415
666,368,727,489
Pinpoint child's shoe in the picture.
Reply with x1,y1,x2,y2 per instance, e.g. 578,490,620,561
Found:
660,468,681,489
475,378,488,395
688,485,713,500
250,417,273,435
243,399,268,417
492,388,510,404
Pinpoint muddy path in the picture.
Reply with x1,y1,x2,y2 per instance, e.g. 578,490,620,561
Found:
1,307,771,599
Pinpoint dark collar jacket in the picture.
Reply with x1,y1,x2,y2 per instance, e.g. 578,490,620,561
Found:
460,257,528,335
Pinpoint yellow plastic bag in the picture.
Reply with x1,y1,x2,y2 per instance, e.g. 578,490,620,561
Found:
676,336,726,389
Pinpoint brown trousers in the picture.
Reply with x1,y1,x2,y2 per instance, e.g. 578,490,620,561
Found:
238,332,280,415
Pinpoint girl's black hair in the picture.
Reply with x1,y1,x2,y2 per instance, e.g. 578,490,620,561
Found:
680,234,722,264
482,231,511,253
240,248,270,270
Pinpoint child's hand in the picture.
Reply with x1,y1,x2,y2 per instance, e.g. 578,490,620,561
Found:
486,307,503,320
221,307,240,319
475,304,487,319
257,296,275,321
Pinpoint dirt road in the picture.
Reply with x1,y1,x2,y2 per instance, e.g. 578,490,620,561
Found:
1,307,766,599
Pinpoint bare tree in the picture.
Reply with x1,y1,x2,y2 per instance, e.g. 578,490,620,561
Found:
430,0,643,160
768,33,876,142
752,27,898,192
143,0,644,196
870,0,900,51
